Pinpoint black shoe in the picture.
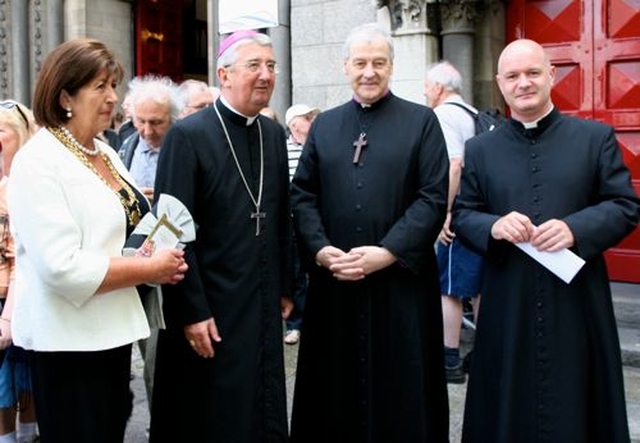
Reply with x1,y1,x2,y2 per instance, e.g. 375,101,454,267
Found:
445,364,466,384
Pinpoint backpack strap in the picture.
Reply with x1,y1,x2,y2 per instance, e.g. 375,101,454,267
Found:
443,101,478,117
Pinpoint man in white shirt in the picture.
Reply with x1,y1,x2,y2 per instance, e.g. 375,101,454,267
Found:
425,61,483,384
283,104,319,345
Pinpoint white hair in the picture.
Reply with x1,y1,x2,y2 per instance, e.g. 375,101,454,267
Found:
342,23,394,61
127,75,182,122
425,61,463,94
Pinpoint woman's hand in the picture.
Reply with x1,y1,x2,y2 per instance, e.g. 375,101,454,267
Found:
0,318,12,349
148,249,188,285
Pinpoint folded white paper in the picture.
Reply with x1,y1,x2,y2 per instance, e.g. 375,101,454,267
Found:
516,242,585,284
123,193,196,329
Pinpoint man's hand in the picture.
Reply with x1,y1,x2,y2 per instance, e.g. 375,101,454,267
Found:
315,246,348,269
281,297,294,320
531,219,575,252
184,317,221,359
491,211,535,244
329,246,396,281
438,212,455,245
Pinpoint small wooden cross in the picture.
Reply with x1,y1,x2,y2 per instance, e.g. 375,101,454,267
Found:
352,133,368,164
251,208,266,236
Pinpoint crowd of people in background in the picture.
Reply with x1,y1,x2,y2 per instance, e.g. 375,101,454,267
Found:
0,21,638,443
0,100,38,443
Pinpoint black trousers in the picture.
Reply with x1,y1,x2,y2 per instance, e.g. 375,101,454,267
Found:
29,344,133,443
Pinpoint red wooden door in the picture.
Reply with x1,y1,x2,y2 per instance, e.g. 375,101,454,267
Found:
507,0,640,283
135,0,184,82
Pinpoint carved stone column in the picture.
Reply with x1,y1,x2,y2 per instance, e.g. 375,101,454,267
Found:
0,0,9,99
268,0,291,120
10,0,30,103
207,0,218,86
29,0,64,102
382,0,439,36
439,0,480,102
375,0,440,104
0,0,63,103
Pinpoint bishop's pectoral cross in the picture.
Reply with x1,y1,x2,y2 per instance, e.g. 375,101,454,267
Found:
353,133,368,164
251,206,266,236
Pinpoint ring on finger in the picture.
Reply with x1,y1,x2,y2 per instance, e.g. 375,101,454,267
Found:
189,339,196,347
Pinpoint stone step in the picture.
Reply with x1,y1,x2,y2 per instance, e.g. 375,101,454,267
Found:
612,283,640,369
613,285,640,328
626,367,640,442
621,327,640,368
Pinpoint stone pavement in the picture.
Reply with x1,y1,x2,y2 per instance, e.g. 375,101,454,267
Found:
125,282,640,443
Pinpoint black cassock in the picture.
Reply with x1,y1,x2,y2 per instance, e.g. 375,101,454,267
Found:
453,109,640,443
149,101,290,443
290,93,450,443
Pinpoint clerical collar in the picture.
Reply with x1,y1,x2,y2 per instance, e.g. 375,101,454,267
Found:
520,106,554,129
512,107,559,139
352,89,391,109
219,96,259,126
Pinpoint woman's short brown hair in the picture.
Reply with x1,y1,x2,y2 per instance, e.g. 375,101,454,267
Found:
33,38,124,128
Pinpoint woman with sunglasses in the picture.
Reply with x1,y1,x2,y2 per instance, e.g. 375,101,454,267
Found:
6,39,188,443
0,100,38,443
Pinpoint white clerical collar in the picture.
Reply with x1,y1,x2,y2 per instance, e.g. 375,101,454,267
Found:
522,106,554,129
353,89,391,108
219,96,259,126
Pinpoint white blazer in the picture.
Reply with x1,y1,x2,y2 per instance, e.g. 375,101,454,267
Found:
7,128,150,351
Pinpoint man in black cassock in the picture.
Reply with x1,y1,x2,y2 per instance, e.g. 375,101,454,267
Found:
453,39,640,443
148,30,291,442
289,23,450,443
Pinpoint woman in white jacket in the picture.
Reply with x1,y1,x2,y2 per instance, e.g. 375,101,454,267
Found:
7,39,188,443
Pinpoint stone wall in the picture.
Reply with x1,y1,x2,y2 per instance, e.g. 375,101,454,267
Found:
65,0,135,105
1,0,505,116
0,0,134,109
290,0,377,112
473,1,506,111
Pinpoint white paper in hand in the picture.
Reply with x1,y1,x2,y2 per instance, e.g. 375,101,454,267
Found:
516,242,585,284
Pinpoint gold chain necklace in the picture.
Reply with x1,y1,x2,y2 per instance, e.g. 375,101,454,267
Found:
49,127,142,226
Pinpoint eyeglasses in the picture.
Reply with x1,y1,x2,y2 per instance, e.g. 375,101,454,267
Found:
0,101,29,130
228,60,279,75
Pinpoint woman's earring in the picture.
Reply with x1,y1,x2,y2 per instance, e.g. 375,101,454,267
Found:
66,108,72,119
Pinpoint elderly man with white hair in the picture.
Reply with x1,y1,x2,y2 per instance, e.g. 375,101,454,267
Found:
119,75,181,203
178,79,214,118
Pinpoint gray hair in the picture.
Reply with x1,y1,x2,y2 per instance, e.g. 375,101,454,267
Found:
425,61,463,94
127,75,182,122
342,23,394,62
217,33,273,70
178,79,209,103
